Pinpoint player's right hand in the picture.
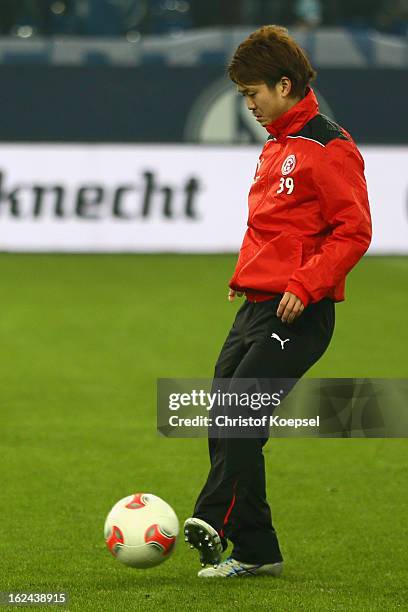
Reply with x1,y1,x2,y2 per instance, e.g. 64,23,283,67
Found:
228,289,244,302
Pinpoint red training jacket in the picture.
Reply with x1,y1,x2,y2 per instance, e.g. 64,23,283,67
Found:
229,88,372,307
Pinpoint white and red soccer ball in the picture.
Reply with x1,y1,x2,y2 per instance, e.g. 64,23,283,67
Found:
104,493,179,568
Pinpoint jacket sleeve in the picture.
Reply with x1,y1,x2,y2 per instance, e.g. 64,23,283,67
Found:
286,140,372,307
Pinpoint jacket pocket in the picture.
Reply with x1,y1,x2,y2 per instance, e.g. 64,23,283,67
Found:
235,233,303,293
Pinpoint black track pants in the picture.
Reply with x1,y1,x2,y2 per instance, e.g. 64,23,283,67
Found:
193,295,335,565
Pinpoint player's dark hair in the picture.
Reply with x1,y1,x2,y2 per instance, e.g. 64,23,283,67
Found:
228,25,317,98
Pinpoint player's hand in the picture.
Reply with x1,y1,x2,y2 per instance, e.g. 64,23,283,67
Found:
277,291,304,324
228,289,244,302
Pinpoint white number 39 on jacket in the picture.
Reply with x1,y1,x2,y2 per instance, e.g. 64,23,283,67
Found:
277,177,295,195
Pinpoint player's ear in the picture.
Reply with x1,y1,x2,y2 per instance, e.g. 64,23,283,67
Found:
280,77,292,98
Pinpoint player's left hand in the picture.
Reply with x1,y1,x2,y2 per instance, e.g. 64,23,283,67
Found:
228,289,244,302
277,291,305,324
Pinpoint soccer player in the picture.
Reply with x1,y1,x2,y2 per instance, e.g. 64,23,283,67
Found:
184,25,372,578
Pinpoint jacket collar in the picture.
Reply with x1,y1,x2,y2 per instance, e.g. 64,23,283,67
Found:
266,88,319,139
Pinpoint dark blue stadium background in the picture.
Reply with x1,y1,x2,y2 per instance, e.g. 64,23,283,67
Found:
1,1,406,36
0,66,405,143
0,1,406,144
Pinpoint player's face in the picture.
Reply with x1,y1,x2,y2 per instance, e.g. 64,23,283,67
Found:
237,81,297,126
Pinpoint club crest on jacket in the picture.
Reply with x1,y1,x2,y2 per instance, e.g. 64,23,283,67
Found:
281,155,297,176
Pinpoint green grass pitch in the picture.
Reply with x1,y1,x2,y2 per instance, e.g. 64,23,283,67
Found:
0,254,407,611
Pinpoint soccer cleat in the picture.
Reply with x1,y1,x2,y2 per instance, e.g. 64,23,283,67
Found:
183,518,223,567
197,557,283,578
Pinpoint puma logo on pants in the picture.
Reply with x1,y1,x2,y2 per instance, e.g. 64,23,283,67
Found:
271,333,290,350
